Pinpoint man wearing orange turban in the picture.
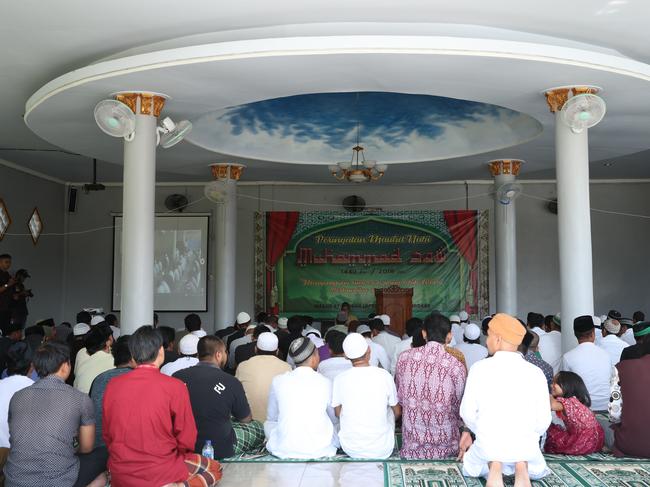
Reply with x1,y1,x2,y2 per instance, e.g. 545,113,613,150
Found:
458,313,552,487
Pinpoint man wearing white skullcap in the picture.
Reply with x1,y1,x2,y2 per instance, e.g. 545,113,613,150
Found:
236,332,291,422
449,315,464,347
371,316,401,364
454,323,488,370
357,324,390,370
265,337,338,459
160,334,199,376
598,319,628,366
331,334,400,459
459,311,469,324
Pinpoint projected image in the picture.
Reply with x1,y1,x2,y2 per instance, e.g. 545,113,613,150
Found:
113,215,209,311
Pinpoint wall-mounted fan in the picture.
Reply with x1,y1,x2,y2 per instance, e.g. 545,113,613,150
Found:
164,194,189,212
496,182,522,205
342,195,366,212
561,94,606,134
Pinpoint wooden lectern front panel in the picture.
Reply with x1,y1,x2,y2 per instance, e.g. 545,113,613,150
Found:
374,286,413,337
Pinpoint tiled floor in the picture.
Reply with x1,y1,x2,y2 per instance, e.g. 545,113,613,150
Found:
219,462,385,487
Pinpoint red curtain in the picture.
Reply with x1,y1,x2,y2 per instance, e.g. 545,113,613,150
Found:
266,212,300,313
443,210,478,314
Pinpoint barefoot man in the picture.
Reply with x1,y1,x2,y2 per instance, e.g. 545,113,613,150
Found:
459,313,551,486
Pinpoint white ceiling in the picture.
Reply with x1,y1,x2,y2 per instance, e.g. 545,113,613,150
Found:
3,0,650,184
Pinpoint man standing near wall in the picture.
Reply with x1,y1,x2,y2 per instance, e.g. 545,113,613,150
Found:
0,254,16,334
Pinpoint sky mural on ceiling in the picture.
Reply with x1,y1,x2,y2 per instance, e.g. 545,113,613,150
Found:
187,92,542,164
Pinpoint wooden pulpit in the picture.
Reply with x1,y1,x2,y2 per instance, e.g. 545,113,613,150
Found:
375,285,413,337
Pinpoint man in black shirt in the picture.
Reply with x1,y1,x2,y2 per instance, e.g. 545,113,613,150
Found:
173,336,264,458
0,254,16,334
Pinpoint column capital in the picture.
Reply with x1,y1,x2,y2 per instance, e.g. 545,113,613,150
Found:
487,159,523,177
114,92,168,117
210,163,245,181
544,86,600,113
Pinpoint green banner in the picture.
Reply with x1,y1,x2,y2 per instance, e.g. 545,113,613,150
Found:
265,211,486,319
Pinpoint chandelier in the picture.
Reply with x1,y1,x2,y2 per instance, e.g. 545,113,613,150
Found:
328,96,387,183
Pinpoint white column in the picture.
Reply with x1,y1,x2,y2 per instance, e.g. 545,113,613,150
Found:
119,93,165,334
212,164,243,330
546,88,597,352
489,159,521,316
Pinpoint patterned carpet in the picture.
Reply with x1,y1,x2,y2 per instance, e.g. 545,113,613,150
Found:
385,461,650,486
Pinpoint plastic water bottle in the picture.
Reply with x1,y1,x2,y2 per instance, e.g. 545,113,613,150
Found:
202,440,214,459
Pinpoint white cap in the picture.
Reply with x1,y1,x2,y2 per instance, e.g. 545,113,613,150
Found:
459,311,469,322
237,312,251,325
449,314,461,324
464,323,481,341
278,317,288,329
256,332,278,352
192,330,207,338
73,323,90,336
245,323,257,333
379,314,390,326
600,314,608,323
90,315,105,326
342,333,369,360
604,319,621,334
356,324,372,335
592,316,602,328
179,333,199,355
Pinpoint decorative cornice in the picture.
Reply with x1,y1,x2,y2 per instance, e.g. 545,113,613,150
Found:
210,163,245,181
114,92,167,117
488,159,523,177
544,86,600,112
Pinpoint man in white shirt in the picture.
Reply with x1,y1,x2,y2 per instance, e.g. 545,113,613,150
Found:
160,334,199,376
455,323,488,370
598,319,628,367
371,316,400,363
0,342,34,449
460,313,551,485
265,337,338,459
449,315,464,347
390,317,423,375
619,318,636,346
527,312,546,337
561,315,613,411
357,324,390,370
332,333,400,459
538,313,562,374
317,331,351,382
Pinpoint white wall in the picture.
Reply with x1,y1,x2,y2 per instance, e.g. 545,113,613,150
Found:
0,164,64,322
60,180,650,331
2,162,649,331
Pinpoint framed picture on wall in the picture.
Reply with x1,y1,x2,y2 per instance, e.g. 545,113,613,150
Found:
0,198,10,241
28,207,43,245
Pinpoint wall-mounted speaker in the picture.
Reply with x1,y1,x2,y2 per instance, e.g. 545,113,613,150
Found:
68,187,78,213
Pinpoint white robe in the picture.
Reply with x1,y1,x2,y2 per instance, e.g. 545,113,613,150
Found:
562,342,613,411
460,351,551,480
265,367,338,459
538,330,562,375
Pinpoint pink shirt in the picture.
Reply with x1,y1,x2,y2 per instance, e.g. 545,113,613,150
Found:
395,341,467,459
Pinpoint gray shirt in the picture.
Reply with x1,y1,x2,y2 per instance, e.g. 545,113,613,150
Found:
5,375,95,487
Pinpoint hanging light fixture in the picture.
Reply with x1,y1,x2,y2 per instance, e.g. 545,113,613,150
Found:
328,94,387,183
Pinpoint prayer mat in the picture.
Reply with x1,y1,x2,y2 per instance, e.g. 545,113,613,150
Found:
384,461,650,487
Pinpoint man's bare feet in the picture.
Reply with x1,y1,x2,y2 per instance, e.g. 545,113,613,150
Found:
486,461,504,487
514,461,532,487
